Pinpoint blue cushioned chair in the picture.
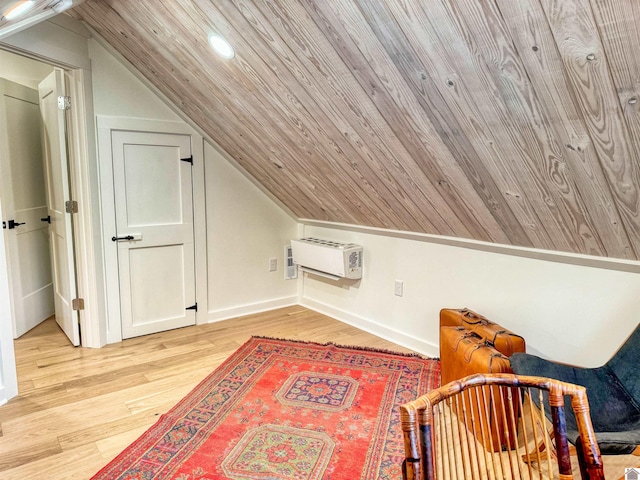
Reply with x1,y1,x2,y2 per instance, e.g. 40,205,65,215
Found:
510,323,640,455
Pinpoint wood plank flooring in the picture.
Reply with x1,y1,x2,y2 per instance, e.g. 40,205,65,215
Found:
2,306,632,479
0,306,416,479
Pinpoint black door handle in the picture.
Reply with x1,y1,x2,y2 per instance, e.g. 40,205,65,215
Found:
41,216,51,223
112,235,134,242
7,220,25,229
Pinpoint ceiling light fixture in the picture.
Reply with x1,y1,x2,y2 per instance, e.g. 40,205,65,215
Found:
208,33,235,59
3,0,35,21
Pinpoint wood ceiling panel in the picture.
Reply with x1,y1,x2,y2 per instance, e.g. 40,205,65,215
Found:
70,0,640,260
189,1,416,230
352,0,532,247
451,0,633,257
300,0,509,243
383,0,563,250
252,0,468,236
209,1,426,231
496,0,633,259
541,0,640,257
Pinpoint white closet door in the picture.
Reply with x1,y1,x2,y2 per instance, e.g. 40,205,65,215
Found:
111,130,196,339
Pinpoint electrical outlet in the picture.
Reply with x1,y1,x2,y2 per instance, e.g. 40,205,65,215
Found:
269,258,277,272
394,280,403,297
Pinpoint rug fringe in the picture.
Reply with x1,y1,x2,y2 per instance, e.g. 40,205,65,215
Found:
250,335,439,361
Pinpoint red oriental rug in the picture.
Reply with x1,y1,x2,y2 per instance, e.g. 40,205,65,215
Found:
92,337,440,480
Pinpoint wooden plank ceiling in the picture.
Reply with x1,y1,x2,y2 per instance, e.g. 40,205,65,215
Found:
70,0,640,260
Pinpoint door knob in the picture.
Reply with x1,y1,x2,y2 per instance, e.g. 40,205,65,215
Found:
7,220,25,229
41,216,51,223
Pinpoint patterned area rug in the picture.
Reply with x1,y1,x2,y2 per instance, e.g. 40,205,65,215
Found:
92,337,440,479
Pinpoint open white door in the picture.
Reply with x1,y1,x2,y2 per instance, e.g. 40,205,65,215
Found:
0,79,54,338
112,130,196,339
38,69,79,346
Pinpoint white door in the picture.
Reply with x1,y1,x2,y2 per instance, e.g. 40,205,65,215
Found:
112,131,196,339
38,69,79,346
0,79,54,338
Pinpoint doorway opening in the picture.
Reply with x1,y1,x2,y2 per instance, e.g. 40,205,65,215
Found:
0,50,79,369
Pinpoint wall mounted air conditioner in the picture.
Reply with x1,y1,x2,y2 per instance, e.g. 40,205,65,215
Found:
290,237,363,280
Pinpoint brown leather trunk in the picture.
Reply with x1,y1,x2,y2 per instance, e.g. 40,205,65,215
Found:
440,308,526,357
440,326,519,452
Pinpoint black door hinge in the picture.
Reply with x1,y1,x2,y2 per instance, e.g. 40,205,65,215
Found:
181,156,193,165
186,303,198,312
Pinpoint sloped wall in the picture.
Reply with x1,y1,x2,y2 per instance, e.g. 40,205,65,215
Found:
204,141,298,321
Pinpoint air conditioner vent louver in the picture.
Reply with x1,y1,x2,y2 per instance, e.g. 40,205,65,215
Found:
348,251,362,269
290,238,363,280
284,244,297,280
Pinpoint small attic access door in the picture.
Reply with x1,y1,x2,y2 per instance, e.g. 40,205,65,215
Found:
111,130,196,339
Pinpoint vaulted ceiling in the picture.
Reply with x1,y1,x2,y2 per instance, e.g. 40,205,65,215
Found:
70,0,640,261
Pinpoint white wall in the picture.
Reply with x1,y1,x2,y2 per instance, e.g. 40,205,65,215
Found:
88,39,181,122
204,141,298,321
0,50,52,89
299,223,640,367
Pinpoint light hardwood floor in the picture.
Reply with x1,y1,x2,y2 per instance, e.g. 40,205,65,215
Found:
0,306,416,479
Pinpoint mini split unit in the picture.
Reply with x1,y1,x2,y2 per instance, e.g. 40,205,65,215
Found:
290,237,363,280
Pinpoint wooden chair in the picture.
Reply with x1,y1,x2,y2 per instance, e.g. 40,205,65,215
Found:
400,373,605,480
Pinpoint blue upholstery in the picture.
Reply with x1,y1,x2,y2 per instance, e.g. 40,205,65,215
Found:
510,323,640,455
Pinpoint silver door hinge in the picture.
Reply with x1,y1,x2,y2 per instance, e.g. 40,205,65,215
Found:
72,298,85,310
65,200,78,214
58,96,71,110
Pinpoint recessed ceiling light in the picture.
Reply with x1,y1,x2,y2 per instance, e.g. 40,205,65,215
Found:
208,33,235,59
4,0,35,21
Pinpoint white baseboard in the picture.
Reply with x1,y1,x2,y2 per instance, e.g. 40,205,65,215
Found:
300,298,439,358
205,296,299,323
205,296,440,358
